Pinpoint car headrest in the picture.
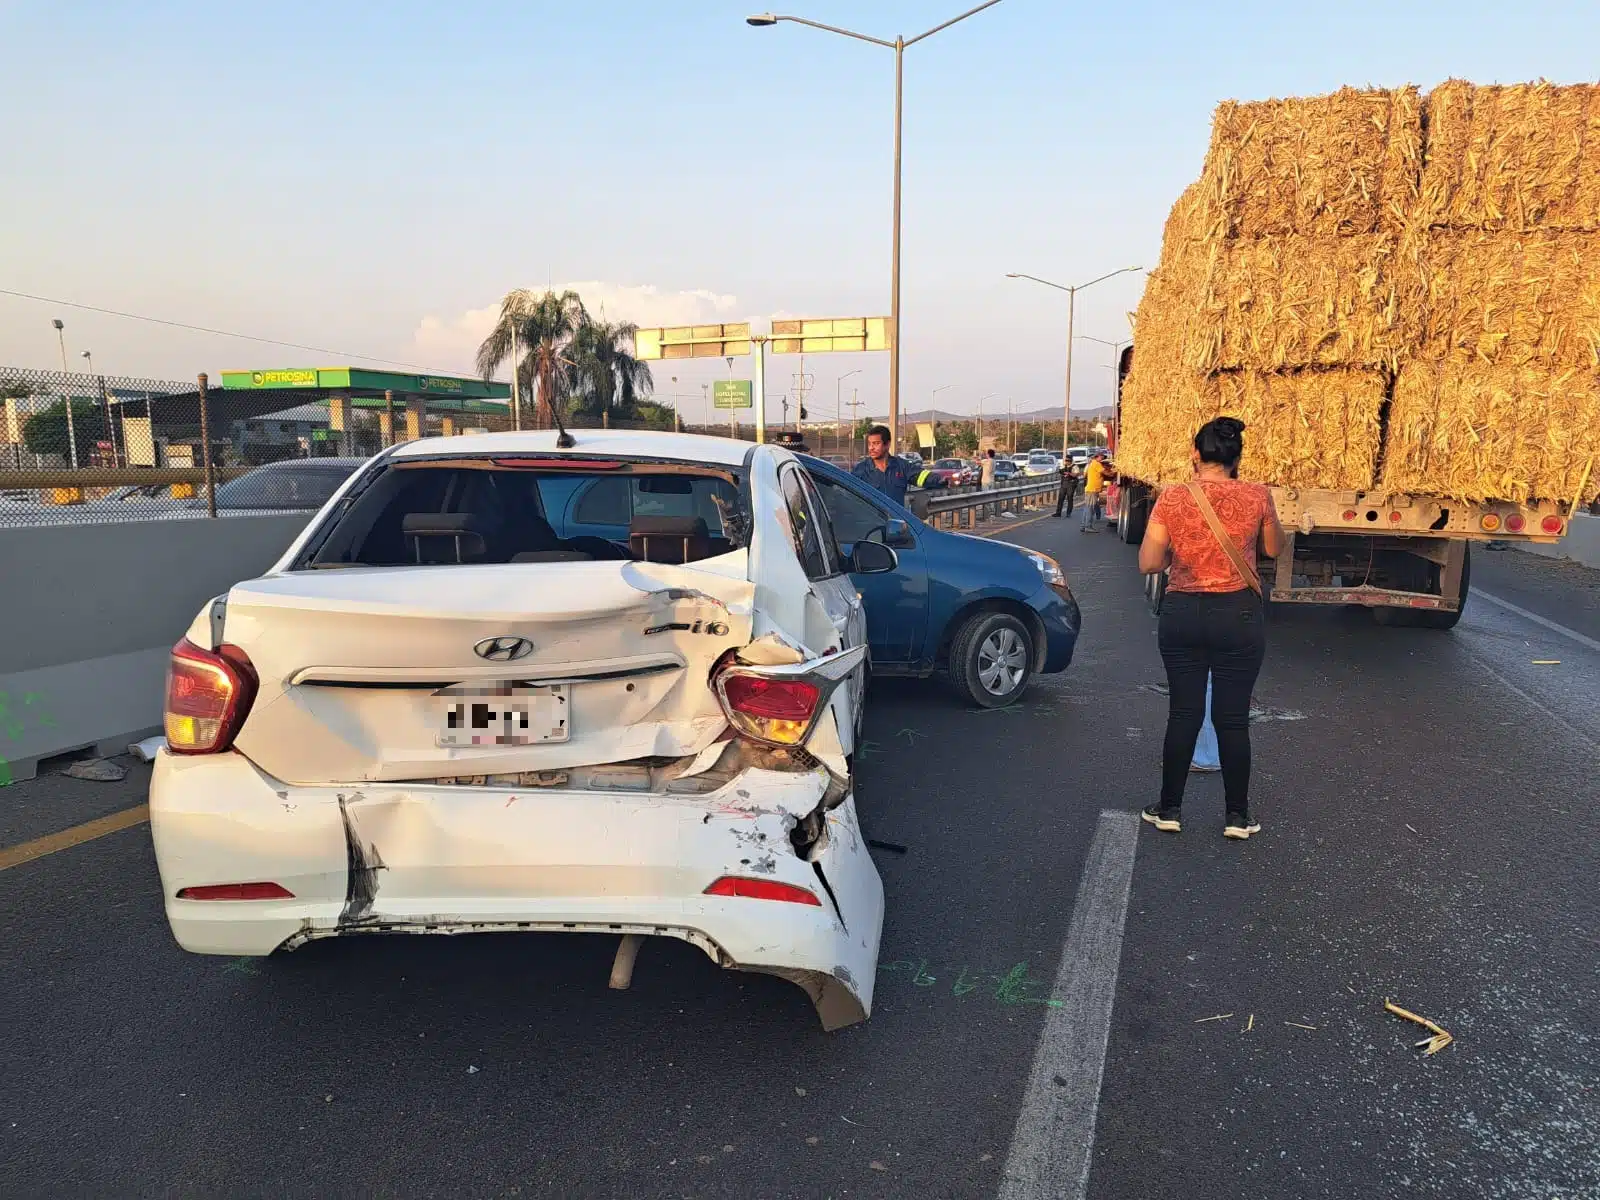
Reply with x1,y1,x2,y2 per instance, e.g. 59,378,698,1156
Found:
629,516,709,539
402,512,492,538
402,512,493,563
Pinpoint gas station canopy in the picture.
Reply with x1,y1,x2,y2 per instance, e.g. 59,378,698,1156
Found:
219,367,510,413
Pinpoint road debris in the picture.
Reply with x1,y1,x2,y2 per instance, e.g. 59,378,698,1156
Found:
467,1065,479,1075
794,1086,807,1097
1245,1014,1255,1032
867,839,908,855
1285,1021,1318,1031
1405,824,1420,835
1194,1013,1234,1024
127,736,167,762
1385,998,1455,1056
64,758,128,782
1531,660,1561,665
870,1161,887,1171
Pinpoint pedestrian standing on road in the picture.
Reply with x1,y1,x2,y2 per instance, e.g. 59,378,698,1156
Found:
1053,458,1078,517
851,425,917,505
1080,454,1109,531
981,448,997,490
1137,417,1284,839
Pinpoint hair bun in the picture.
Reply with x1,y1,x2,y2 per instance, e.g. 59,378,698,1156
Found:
1215,417,1246,438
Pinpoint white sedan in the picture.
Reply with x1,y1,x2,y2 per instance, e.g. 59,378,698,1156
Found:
149,430,894,1029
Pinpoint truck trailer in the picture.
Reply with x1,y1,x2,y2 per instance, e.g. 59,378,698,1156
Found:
1107,81,1600,628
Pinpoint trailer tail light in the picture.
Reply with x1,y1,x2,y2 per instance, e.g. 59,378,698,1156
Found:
711,644,866,748
1504,513,1526,533
1389,510,1404,523
1541,515,1565,535
176,882,294,901
1342,509,1357,522
165,638,258,754
1480,513,1502,532
704,876,822,906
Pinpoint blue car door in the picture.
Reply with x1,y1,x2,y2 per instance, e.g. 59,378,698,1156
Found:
802,463,929,666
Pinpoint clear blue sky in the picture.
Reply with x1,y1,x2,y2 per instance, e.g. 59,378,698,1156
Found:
3,1,1597,421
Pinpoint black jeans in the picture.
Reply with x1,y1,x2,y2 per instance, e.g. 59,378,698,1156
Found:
1157,589,1266,815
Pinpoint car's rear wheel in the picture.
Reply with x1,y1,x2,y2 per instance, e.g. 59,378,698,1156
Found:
949,611,1035,708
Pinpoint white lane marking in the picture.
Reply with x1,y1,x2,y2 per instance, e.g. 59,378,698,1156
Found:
998,809,1139,1200
1474,589,1600,654
1464,651,1600,757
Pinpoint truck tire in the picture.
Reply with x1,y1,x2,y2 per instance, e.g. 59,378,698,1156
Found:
1414,544,1471,631
1374,545,1471,630
1145,568,1167,617
1119,484,1149,545
948,610,1035,708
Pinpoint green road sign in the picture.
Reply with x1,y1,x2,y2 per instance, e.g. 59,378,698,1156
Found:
713,380,753,409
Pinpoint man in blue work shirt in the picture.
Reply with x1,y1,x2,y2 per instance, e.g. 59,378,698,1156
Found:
851,424,917,505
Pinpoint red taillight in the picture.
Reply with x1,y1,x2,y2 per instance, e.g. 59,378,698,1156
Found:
1541,515,1565,535
704,876,821,906
165,637,258,755
1505,513,1526,533
721,674,821,721
1342,509,1357,521
176,882,294,901
1389,510,1403,523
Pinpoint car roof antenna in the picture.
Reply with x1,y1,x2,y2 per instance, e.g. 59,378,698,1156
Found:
551,402,576,449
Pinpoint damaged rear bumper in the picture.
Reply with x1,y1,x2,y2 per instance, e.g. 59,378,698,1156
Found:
148,748,883,1030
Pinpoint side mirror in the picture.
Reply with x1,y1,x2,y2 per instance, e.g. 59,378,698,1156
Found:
883,518,914,548
849,539,899,575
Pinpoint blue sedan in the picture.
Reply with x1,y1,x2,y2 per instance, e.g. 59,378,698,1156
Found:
800,456,1080,706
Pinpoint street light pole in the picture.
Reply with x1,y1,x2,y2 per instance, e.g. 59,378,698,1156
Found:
52,318,78,469
929,383,956,458
1006,267,1141,457
1077,336,1131,446
748,1,1004,450
836,369,861,457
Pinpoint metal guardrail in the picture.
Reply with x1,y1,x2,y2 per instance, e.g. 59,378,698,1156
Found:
913,477,1063,529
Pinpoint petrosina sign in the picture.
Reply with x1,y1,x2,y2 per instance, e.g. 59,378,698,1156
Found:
417,376,464,393
249,369,318,388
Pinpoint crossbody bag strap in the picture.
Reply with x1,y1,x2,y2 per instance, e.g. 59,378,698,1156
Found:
1184,481,1262,595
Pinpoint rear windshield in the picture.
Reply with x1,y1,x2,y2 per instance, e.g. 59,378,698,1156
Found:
297,459,746,569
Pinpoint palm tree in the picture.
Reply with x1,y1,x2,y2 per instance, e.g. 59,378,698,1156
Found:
565,318,655,421
475,289,587,428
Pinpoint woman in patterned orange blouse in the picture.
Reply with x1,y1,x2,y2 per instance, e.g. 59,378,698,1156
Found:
1136,417,1285,840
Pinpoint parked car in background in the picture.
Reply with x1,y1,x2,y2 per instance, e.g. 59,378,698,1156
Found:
800,454,1080,707
1066,445,1091,468
926,458,969,486
1023,450,1060,477
150,431,891,1030
1009,453,1031,469
991,459,1021,484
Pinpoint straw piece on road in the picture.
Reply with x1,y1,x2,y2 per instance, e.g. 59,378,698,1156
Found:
1189,233,1414,373
1410,229,1600,370
1381,360,1600,503
1418,80,1600,233
1384,998,1455,1056
1205,86,1422,238
1194,1013,1235,1024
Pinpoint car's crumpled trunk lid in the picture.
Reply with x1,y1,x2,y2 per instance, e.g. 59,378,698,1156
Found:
222,556,754,785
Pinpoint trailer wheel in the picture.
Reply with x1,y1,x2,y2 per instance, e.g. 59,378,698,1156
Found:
1414,544,1471,631
1145,568,1167,617
1374,545,1471,630
1119,484,1149,544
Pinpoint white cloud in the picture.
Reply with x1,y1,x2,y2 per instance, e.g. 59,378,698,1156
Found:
411,282,744,372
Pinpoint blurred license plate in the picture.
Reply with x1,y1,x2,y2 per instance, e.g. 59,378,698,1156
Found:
435,683,568,747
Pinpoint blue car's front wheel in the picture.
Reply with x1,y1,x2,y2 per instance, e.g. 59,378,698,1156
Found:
949,611,1035,708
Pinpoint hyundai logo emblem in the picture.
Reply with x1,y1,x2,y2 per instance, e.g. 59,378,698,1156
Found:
474,636,534,662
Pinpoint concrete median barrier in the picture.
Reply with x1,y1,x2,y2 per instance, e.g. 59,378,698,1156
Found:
0,515,313,783
1518,512,1600,570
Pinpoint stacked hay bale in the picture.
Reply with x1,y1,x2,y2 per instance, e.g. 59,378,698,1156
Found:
1120,87,1421,490
1383,81,1600,504
1121,80,1600,507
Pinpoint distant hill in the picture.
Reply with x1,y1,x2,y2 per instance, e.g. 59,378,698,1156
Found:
902,404,1115,423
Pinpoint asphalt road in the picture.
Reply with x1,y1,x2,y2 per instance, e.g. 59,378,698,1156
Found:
2,518,1596,1199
